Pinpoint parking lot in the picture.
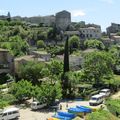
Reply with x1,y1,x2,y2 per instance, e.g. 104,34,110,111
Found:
18,101,103,120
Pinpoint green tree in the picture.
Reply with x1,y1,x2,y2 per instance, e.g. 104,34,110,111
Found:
108,45,120,74
84,39,105,50
1,35,29,56
7,12,11,22
37,40,45,48
69,35,80,53
18,61,45,85
83,51,114,87
9,80,32,101
63,36,69,73
62,36,70,98
49,60,63,76
32,82,62,105
64,71,81,97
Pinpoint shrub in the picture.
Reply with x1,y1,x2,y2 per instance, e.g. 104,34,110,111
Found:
0,94,16,109
106,99,120,117
37,40,45,48
86,110,119,120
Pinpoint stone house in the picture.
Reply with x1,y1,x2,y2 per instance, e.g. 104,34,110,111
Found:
65,31,80,37
0,49,14,74
79,27,101,39
30,51,51,62
111,36,120,44
107,23,120,35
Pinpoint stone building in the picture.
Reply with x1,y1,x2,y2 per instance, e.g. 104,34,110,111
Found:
55,10,71,30
0,49,14,74
107,23,120,35
111,35,120,44
80,27,101,39
65,31,80,37
23,15,55,26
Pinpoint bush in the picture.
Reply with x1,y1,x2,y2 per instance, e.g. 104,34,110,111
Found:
86,110,119,120
47,46,64,56
37,40,45,48
106,99,120,117
9,80,32,101
0,94,16,109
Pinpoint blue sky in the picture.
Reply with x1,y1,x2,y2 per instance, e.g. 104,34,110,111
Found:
0,0,120,31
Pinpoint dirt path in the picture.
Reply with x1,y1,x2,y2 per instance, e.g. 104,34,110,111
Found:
111,91,120,99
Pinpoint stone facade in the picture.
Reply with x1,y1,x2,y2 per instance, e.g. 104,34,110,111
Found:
55,10,71,30
107,23,120,35
65,31,80,37
22,15,55,27
80,27,101,39
0,49,14,74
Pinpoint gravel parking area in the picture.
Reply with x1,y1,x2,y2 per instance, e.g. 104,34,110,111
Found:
5,101,103,120
19,108,55,120
19,101,102,120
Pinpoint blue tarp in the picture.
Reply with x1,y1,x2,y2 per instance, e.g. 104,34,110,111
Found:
53,112,76,120
68,107,85,113
68,106,92,113
76,106,92,113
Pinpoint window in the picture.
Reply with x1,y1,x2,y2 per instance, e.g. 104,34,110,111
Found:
37,103,40,105
8,112,12,115
13,111,18,114
2,113,7,116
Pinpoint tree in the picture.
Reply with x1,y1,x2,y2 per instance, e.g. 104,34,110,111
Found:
63,36,69,73
37,40,45,48
9,80,32,101
1,35,29,56
108,45,120,74
64,71,81,97
49,60,63,76
69,35,80,53
83,51,114,87
32,82,62,105
61,36,69,98
18,61,45,85
84,39,105,50
7,12,11,22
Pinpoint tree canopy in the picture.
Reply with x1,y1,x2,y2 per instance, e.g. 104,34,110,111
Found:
84,39,105,50
83,51,114,86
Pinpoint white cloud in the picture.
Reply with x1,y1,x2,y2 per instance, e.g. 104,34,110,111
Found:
100,0,114,4
71,10,86,17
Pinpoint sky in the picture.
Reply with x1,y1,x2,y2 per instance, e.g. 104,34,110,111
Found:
0,0,120,31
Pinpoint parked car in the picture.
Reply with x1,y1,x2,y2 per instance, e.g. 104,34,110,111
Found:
99,89,111,97
89,94,104,106
31,101,47,110
0,107,20,120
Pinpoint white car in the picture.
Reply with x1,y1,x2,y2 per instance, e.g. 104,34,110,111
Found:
99,89,111,97
31,101,47,110
0,108,20,120
89,94,104,106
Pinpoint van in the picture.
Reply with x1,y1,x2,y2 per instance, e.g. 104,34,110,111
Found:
89,94,104,106
31,101,47,110
0,108,20,120
99,89,111,97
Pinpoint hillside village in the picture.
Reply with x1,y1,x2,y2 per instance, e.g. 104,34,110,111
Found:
0,10,120,120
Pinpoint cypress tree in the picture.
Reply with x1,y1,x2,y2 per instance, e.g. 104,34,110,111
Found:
63,35,69,73
7,12,11,22
61,35,69,98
